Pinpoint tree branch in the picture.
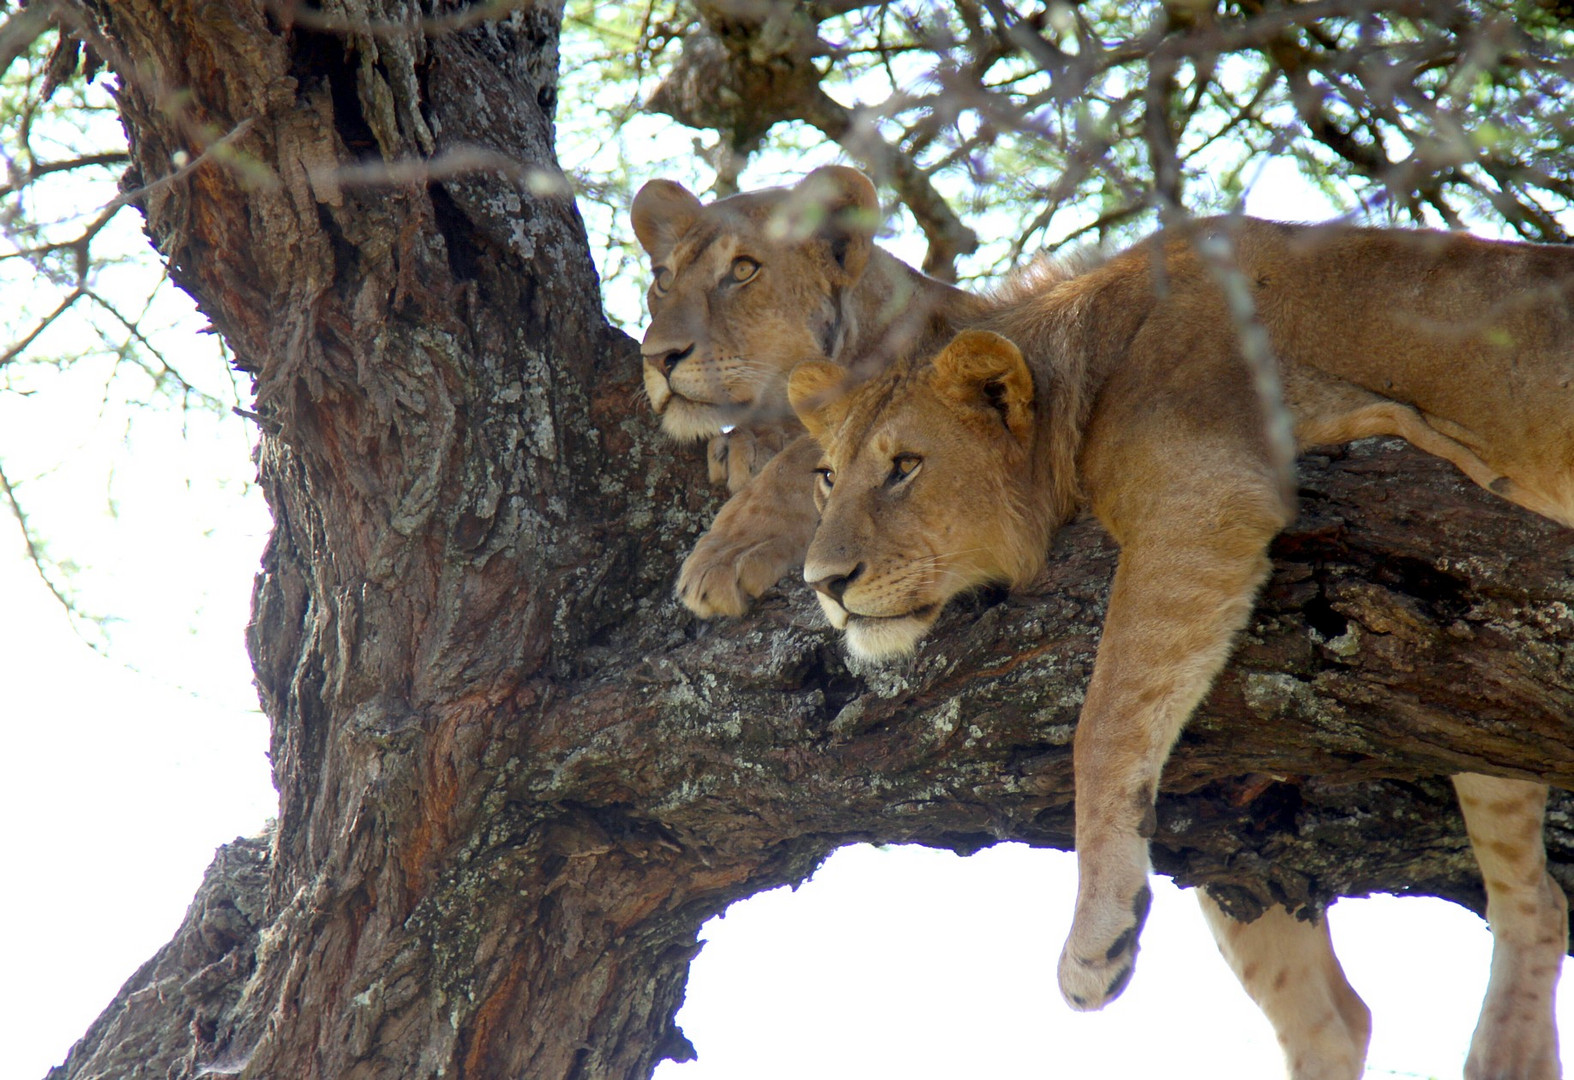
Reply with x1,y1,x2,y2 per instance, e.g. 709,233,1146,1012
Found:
0,285,84,368
0,0,57,83
0,151,127,198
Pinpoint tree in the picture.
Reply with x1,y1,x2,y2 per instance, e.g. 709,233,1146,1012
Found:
14,1,1571,1077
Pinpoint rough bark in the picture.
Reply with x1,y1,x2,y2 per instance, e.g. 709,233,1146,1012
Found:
48,3,1574,1079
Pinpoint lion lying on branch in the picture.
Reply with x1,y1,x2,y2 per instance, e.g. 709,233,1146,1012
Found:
632,167,1574,1080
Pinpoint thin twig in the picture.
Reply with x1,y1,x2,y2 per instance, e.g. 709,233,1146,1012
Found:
0,456,102,648
0,286,85,368
0,151,129,198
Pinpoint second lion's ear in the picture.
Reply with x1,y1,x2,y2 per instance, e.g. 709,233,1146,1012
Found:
931,330,1035,444
631,180,703,262
789,360,852,442
789,166,879,285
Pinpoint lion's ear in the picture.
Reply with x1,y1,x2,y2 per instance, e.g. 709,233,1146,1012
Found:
931,330,1035,444
787,166,879,285
789,360,852,442
631,180,703,262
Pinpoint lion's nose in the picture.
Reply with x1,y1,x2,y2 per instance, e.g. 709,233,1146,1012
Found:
808,563,864,602
643,343,693,376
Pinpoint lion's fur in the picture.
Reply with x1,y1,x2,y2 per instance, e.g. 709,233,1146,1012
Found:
791,211,1574,1073
635,171,1574,1079
630,166,984,445
631,167,985,615
796,218,1574,656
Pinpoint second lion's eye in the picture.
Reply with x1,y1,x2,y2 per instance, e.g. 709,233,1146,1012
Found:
889,454,922,484
730,257,760,283
815,467,835,489
653,266,673,294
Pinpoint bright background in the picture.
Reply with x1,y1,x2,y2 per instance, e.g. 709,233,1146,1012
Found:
0,48,1568,1080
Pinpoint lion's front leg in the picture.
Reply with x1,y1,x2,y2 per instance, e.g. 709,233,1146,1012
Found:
706,422,792,493
678,434,822,617
1058,528,1279,1011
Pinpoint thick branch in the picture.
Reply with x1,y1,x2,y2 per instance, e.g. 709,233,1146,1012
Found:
46,839,270,1080
532,436,1574,926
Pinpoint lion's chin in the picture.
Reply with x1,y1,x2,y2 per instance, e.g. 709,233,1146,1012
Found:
658,396,742,443
813,594,942,660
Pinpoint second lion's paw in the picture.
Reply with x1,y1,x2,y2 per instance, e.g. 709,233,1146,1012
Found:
677,531,797,618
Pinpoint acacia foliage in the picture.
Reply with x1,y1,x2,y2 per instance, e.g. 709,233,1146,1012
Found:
11,1,1574,376
564,0,1574,297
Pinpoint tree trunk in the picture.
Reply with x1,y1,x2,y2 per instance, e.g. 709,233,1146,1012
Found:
51,3,1573,1078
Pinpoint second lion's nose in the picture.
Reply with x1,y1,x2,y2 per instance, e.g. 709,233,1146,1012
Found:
644,344,693,377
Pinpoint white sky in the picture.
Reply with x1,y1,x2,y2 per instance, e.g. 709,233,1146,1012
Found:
0,67,1569,1080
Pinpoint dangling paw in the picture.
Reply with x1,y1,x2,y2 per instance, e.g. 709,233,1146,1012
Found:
1057,883,1152,1011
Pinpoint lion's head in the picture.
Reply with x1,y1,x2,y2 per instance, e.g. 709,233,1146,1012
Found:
630,166,879,442
789,330,1051,659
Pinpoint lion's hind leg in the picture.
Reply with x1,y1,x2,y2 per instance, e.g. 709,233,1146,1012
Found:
1198,892,1370,1080
1292,381,1574,527
1453,773,1567,1080
1297,393,1503,490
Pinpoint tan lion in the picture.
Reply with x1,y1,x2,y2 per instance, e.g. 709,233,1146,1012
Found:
788,220,1574,1079
630,167,986,615
630,171,1572,1077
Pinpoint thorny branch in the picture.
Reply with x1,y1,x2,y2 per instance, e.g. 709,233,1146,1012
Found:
633,0,1573,272
0,455,98,640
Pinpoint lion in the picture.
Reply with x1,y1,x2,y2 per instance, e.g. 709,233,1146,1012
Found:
787,219,1574,1079
629,166,986,615
633,171,1571,1076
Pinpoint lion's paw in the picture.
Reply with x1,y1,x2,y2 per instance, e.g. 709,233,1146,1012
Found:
1057,883,1152,1011
1465,1028,1560,1080
677,529,798,619
706,426,791,494
677,545,754,618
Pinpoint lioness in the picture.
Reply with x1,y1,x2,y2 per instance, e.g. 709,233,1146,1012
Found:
789,222,1574,1079
630,172,1571,1077
630,167,985,615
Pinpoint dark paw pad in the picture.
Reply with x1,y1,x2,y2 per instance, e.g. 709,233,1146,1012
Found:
1102,886,1152,961
1104,964,1134,1001
1132,885,1152,930
1104,926,1135,961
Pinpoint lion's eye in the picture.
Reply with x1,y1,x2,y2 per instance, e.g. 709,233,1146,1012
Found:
814,467,835,489
729,257,760,284
889,454,922,484
653,267,673,295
